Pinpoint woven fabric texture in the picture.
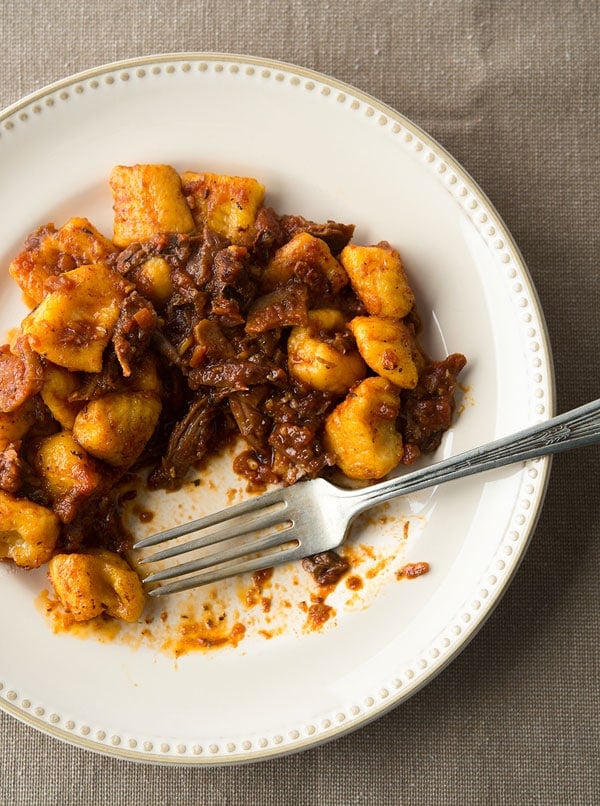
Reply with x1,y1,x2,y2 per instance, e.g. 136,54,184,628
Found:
1,1,598,804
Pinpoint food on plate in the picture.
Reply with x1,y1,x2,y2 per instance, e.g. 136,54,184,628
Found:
48,549,145,622
347,316,420,389
0,163,466,623
339,242,415,318
110,164,195,247
287,309,367,394
8,218,118,308
323,376,404,480
0,489,60,567
181,171,265,245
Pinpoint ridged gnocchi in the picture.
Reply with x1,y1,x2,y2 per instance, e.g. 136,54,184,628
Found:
73,391,162,467
30,431,105,523
9,217,118,308
40,362,83,429
110,163,195,248
23,262,133,373
48,549,145,622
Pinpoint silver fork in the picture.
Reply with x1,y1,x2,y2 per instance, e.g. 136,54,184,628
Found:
135,398,600,596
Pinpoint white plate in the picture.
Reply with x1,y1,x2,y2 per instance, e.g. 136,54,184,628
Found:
0,54,553,764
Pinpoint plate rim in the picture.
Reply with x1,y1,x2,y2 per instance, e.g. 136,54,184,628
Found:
0,51,555,765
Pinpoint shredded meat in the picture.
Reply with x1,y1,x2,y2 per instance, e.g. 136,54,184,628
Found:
116,232,196,279
112,291,158,376
302,551,350,586
252,209,355,262
399,353,467,454
150,331,189,374
245,280,309,334
60,491,131,553
70,353,123,401
193,319,234,359
148,394,220,489
189,358,287,392
228,387,271,456
262,385,336,484
252,207,287,262
208,246,257,326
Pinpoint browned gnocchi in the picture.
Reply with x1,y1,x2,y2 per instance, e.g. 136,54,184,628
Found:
0,489,60,567
181,171,265,246
287,309,367,394
340,241,415,318
22,263,133,372
109,163,195,247
348,315,421,389
48,549,145,622
323,377,404,479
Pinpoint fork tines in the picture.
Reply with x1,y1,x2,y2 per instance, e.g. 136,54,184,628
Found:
133,488,299,596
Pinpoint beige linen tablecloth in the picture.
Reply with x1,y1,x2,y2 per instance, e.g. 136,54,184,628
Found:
1,2,598,804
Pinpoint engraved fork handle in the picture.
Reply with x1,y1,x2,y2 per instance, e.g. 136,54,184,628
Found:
342,398,600,515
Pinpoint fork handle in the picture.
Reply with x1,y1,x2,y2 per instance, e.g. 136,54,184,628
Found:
343,398,600,515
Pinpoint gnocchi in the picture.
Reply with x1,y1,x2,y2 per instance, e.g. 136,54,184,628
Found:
260,231,349,293
109,163,195,247
48,549,145,622
40,363,83,429
348,315,420,389
0,490,60,568
23,262,133,373
340,241,415,318
9,217,118,308
29,431,106,524
323,377,404,479
287,309,366,394
73,391,162,468
181,171,265,246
